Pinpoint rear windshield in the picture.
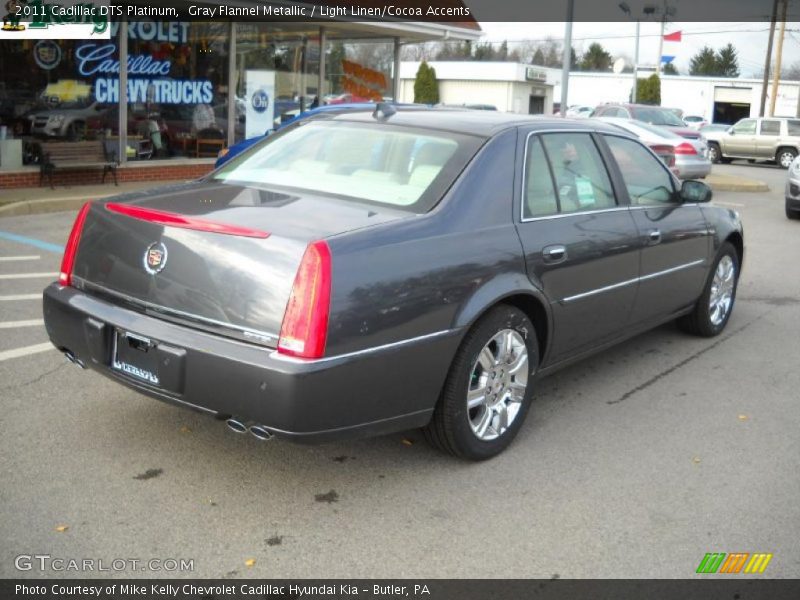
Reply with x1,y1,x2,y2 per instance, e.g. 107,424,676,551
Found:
631,107,685,127
212,120,483,213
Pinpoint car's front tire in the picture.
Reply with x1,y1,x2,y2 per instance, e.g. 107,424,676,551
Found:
787,200,800,220
423,305,538,460
678,242,739,337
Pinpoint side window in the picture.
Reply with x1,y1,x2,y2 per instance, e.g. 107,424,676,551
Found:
760,120,780,136
787,120,800,136
539,133,616,213
733,119,757,135
523,136,559,218
604,135,676,206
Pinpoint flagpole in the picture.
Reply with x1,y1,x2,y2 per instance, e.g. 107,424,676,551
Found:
657,18,665,76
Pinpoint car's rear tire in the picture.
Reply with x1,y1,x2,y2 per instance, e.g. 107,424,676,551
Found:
707,143,721,164
678,242,739,337
776,147,797,169
423,305,538,460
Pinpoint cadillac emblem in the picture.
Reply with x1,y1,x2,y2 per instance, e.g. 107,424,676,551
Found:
143,242,168,274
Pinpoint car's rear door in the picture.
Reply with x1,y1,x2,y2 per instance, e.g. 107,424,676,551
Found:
514,129,641,364
600,133,711,325
755,119,781,159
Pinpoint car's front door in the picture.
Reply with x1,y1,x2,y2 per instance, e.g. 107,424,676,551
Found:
724,118,758,157
602,134,711,325
514,130,641,364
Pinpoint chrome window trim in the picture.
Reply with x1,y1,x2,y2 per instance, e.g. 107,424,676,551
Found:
73,277,280,345
560,259,706,304
270,329,456,364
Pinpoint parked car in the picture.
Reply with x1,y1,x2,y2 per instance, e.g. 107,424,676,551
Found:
28,99,109,141
566,105,595,118
683,115,708,130
43,109,743,460
591,103,702,140
594,117,712,179
785,155,800,219
703,117,800,168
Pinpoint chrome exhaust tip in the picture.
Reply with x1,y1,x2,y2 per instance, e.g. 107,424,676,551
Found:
249,425,274,441
64,351,86,369
226,418,248,434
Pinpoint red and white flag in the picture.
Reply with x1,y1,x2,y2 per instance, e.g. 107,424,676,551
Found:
663,31,682,42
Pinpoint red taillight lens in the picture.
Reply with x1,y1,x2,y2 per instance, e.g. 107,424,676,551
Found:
278,241,332,359
674,142,698,155
58,202,91,287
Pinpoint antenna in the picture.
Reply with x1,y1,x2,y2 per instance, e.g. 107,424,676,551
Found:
372,102,397,121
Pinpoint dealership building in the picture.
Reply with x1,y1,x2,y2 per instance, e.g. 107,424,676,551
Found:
0,6,479,188
400,60,800,122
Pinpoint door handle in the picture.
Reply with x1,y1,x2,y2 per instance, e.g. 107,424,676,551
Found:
543,244,567,263
647,229,661,245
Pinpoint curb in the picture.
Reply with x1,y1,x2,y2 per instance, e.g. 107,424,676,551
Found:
705,176,769,193
0,196,105,217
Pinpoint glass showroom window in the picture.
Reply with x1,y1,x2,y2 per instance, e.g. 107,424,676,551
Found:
0,37,117,163
120,21,230,160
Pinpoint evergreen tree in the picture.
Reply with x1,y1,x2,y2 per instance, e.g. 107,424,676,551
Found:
689,46,719,76
414,62,439,104
636,74,662,105
663,62,679,75
716,43,740,77
532,48,545,65
579,43,613,72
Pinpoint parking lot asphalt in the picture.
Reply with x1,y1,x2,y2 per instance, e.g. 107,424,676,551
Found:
1,163,799,579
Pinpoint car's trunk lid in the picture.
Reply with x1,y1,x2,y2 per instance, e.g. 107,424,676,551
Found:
72,181,409,345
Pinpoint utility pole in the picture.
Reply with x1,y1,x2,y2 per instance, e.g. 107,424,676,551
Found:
760,0,778,116
632,20,640,103
559,0,574,116
656,17,665,76
769,0,788,117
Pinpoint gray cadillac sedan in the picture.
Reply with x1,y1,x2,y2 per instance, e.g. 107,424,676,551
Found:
43,107,744,460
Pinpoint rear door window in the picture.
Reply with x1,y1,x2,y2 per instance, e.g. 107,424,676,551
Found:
760,120,780,136
523,133,618,219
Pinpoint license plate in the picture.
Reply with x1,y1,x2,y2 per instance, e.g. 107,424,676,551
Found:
112,330,160,386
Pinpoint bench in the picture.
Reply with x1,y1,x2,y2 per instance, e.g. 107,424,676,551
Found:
39,140,118,189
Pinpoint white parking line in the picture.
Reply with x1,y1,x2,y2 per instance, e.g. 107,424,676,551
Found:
0,343,54,363
0,273,56,280
715,201,745,208
0,294,42,301
0,319,45,329
0,255,40,262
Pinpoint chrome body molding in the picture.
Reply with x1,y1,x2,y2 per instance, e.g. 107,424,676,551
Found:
561,259,706,303
270,329,457,364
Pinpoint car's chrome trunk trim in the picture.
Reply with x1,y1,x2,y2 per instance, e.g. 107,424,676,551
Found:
72,276,280,346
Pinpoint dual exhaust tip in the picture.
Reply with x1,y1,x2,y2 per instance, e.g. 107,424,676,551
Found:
226,418,273,441
63,350,86,369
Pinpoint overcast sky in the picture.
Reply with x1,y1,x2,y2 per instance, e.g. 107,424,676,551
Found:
478,22,800,78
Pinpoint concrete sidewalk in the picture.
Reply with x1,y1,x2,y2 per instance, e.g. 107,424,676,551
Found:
0,180,185,217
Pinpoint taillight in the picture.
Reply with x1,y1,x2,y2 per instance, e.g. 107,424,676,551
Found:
278,241,332,359
674,142,698,155
58,202,91,287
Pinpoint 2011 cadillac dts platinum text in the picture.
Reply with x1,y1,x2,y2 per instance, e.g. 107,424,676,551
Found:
42,107,744,460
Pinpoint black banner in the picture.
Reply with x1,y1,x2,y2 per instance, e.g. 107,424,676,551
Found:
4,580,800,600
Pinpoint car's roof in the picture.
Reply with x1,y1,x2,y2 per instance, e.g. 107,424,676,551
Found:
321,106,625,137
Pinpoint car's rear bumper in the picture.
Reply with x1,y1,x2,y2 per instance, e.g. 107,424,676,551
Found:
675,159,712,179
43,284,461,443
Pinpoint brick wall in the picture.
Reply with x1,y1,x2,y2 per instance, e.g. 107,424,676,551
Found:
0,163,215,189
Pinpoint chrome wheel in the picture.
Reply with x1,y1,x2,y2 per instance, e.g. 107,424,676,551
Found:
707,144,720,163
466,329,529,441
708,255,736,326
779,151,796,169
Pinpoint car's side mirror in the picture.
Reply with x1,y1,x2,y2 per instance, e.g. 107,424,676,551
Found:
681,180,712,203
728,129,735,135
